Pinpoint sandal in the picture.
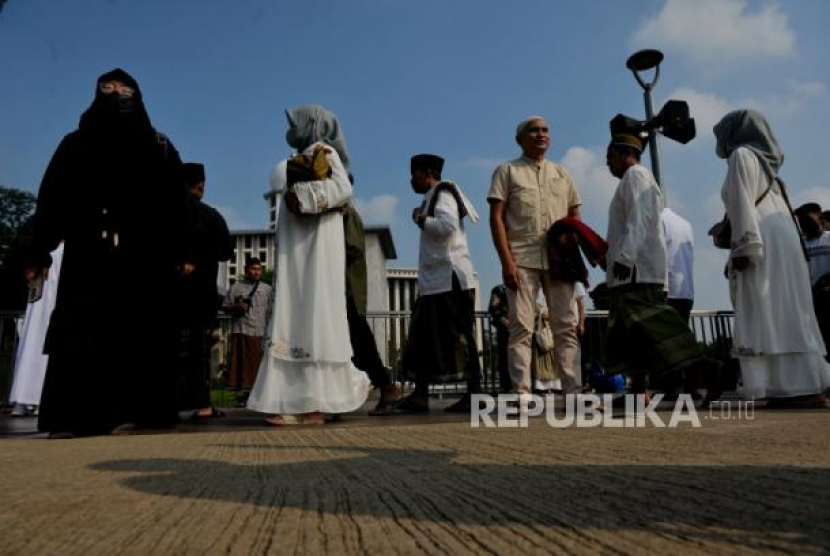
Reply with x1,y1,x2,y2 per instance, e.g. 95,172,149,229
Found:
368,384,401,416
264,412,325,426
189,407,225,421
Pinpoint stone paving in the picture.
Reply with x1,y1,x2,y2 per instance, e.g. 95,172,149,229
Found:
1,401,829,555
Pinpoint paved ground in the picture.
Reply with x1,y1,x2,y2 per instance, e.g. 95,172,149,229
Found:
1,399,829,555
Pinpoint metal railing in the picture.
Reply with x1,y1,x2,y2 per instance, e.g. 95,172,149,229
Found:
1,308,735,404
365,309,735,395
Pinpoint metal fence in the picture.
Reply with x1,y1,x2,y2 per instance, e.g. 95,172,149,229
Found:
365,309,735,395
1,308,735,404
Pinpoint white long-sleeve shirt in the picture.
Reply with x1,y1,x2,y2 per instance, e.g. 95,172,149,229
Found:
606,164,666,288
661,207,695,300
417,183,477,296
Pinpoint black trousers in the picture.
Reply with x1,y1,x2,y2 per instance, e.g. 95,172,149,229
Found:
176,323,212,411
346,295,391,388
403,274,482,397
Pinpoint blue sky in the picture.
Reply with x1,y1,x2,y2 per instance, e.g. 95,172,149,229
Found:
1,0,829,309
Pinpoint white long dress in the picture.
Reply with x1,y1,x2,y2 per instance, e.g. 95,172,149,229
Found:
247,144,369,414
723,147,830,398
9,243,64,407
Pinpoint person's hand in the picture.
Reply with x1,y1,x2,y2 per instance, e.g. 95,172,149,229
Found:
613,262,631,281
412,208,426,228
502,259,522,291
576,322,586,337
285,190,302,215
24,266,48,284
731,256,751,271
179,262,195,276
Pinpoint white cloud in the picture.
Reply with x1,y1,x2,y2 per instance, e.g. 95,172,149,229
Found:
664,81,828,147
560,146,617,225
215,205,256,230
353,194,399,225
632,0,795,69
787,80,828,98
740,80,829,118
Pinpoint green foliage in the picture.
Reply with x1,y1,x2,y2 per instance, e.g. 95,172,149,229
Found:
0,186,36,267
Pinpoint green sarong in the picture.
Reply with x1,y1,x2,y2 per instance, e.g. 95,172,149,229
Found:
605,283,703,387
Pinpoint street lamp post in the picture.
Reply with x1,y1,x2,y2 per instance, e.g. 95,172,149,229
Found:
626,49,665,188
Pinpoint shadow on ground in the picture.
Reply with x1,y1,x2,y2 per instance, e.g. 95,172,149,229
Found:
90,445,830,552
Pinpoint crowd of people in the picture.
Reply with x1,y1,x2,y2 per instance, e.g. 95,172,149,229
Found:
7,69,830,437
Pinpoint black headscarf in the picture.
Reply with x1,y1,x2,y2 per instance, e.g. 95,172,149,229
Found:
182,163,206,185
78,68,153,136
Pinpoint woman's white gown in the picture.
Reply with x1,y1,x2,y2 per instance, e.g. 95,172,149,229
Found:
247,145,369,414
723,148,830,398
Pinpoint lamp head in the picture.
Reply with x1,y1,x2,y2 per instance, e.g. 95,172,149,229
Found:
626,49,664,72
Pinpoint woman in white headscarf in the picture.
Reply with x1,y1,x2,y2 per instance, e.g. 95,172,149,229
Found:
247,105,369,425
714,109,829,407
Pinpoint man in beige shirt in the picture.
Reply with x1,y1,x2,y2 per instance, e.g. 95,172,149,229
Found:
487,116,582,395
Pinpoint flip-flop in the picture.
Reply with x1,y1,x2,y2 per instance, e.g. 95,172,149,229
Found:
264,414,325,426
189,407,226,421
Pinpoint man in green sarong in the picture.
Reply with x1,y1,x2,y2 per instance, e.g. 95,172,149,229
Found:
603,134,722,405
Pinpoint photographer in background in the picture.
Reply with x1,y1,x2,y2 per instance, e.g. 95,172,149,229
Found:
223,257,273,404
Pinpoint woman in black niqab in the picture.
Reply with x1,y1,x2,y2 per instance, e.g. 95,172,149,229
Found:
28,68,190,437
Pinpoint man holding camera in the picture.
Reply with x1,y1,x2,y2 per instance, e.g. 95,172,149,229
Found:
223,258,273,402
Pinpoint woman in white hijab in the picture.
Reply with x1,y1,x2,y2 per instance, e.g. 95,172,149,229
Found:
714,109,829,407
246,105,369,425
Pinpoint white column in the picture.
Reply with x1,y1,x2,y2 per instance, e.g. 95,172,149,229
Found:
402,281,411,312
392,279,400,311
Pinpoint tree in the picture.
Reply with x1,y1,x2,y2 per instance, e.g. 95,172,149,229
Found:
0,186,36,310
0,186,36,267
